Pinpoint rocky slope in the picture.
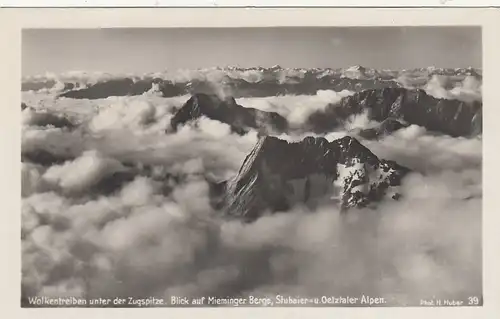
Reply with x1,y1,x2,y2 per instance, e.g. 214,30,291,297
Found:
306,87,482,137
169,93,289,135
223,135,410,221
54,76,403,100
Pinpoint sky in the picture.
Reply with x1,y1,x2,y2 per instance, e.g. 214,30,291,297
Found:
22,27,481,76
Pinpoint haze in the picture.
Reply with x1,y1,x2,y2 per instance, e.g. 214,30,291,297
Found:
22,27,481,76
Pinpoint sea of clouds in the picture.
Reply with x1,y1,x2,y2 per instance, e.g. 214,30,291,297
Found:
21,72,482,306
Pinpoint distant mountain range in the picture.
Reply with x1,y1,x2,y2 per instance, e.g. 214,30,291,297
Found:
21,66,482,99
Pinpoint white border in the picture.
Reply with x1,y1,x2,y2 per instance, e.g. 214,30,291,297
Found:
1,6,499,319
1,0,500,7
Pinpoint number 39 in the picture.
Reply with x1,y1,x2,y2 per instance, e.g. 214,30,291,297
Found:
468,296,480,305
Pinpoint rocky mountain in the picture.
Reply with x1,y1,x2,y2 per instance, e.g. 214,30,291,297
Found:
169,93,289,135
306,87,482,137
59,78,184,99
223,135,410,221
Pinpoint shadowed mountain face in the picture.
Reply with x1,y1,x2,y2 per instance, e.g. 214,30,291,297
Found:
27,66,481,99
169,93,289,135
21,149,74,167
350,118,410,140
223,135,410,221
307,88,482,137
170,88,481,139
38,87,479,221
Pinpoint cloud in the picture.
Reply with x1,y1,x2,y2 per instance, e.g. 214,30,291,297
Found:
362,125,482,173
21,76,482,306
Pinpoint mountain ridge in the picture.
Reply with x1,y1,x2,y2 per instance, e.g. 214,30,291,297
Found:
222,135,411,221
169,93,289,135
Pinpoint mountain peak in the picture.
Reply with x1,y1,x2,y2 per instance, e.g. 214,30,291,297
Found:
224,135,410,221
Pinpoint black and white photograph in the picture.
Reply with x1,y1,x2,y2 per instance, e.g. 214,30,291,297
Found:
20,25,482,307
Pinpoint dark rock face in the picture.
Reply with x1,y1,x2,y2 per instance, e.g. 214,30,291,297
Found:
38,115,76,130
21,103,28,111
208,180,228,210
224,135,410,221
22,80,58,92
169,93,289,135
352,118,409,140
307,88,482,137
